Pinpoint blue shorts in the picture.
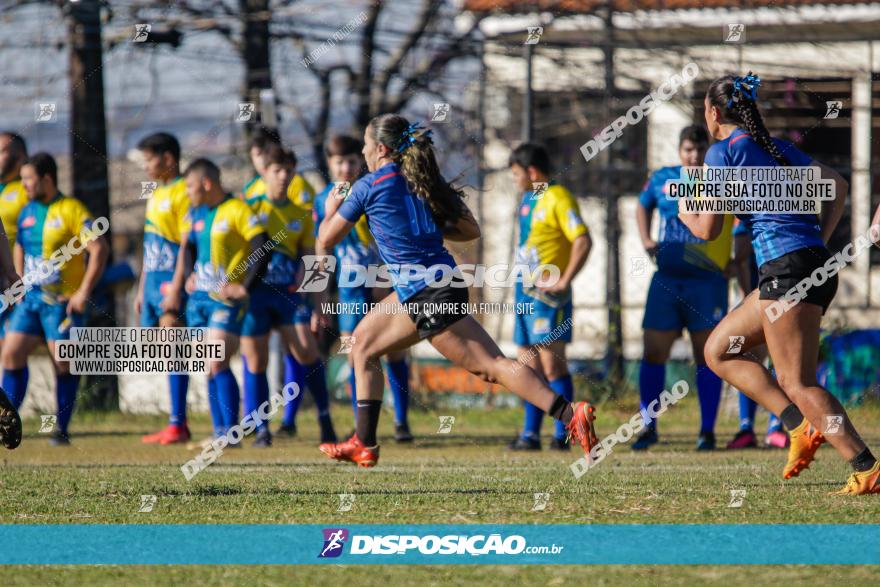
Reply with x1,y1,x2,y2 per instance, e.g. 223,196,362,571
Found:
642,271,728,332
241,284,311,337
186,292,246,335
337,285,371,334
513,285,573,347
141,277,187,327
0,305,12,338
8,295,85,341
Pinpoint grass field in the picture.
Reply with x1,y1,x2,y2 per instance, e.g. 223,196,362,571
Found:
1,398,878,584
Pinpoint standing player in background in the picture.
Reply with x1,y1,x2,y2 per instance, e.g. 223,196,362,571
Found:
0,139,23,448
1,153,109,445
316,114,598,467
241,144,335,447
632,125,734,451
726,221,787,449
311,135,413,442
242,126,316,430
166,159,268,443
135,133,192,445
507,144,591,451
0,132,29,356
682,73,878,494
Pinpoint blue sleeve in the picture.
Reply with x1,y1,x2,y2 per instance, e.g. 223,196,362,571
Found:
337,178,369,224
312,192,326,236
775,140,813,167
704,142,728,167
638,173,658,208
733,222,749,237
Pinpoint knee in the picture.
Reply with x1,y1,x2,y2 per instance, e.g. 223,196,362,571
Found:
642,341,670,364
776,372,808,400
1,345,24,370
349,333,380,366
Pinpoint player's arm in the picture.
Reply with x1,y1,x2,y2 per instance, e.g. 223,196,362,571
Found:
814,161,848,243
636,203,657,256
317,185,356,249
221,233,270,302
732,233,753,295
67,235,109,314
678,207,723,241
0,223,19,289
13,242,23,277
441,204,481,242
160,234,190,313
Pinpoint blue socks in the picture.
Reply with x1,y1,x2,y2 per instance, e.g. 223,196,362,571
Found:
243,361,269,432
303,361,331,420
349,367,358,418
521,401,543,440
738,392,757,431
56,374,79,435
551,375,574,440
282,354,305,427
696,365,722,434
214,368,240,438
2,366,29,409
639,361,665,430
169,374,189,426
387,358,410,426
207,376,224,437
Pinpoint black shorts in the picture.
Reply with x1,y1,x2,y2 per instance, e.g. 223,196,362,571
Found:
758,246,838,313
404,285,470,339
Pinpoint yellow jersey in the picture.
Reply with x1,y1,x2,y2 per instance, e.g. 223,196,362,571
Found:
0,179,28,249
243,173,316,209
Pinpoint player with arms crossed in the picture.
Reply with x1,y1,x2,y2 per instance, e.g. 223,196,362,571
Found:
311,135,413,442
316,114,598,467
1,153,109,445
166,159,268,443
680,73,879,494
136,133,193,445
507,143,591,451
633,125,733,451
241,144,335,447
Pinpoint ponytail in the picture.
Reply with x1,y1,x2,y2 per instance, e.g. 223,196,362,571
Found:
368,114,466,224
706,72,790,166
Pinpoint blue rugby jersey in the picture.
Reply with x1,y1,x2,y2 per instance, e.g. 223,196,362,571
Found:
704,128,822,267
336,162,456,302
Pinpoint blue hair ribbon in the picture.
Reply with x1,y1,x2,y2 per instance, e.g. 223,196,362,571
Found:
728,72,761,108
397,122,433,153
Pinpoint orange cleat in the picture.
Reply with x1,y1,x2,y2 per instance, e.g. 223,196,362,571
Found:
782,419,825,479
141,424,191,445
566,401,599,456
833,461,880,495
320,434,379,468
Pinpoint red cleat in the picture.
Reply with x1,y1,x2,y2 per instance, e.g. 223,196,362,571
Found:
566,401,599,456
319,434,379,468
141,424,191,445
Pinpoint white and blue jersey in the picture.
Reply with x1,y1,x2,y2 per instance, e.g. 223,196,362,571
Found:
337,162,456,303
704,128,821,267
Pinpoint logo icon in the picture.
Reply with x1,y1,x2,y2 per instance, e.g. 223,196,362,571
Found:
824,101,842,120
727,335,745,354
237,103,255,122
431,103,450,123
133,24,151,43
36,103,57,123
138,494,157,513
728,489,746,508
530,182,549,201
338,336,356,355
297,255,337,293
630,256,649,277
532,492,550,511
337,493,355,512
824,414,843,435
319,528,349,558
39,415,57,433
333,181,352,200
525,26,543,45
724,23,746,43
140,181,158,200
437,415,455,434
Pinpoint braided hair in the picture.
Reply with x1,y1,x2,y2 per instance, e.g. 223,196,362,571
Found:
368,113,466,224
706,73,790,166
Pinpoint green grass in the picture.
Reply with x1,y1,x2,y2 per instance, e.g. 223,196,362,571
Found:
1,400,878,583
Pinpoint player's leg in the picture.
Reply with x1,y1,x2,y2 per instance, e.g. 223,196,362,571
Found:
0,304,41,449
760,300,878,492
205,301,244,444
42,302,86,446
285,320,336,443
278,295,318,437
385,348,412,442
727,343,764,450
509,343,544,450
539,341,574,451
239,333,271,447
634,272,681,450
689,328,723,450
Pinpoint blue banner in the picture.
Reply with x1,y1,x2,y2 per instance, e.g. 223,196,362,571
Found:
0,524,876,565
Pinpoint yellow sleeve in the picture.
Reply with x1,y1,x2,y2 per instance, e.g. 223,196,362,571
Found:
300,211,316,249
174,185,191,235
552,187,588,242
66,198,95,236
235,201,266,241
288,175,315,208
